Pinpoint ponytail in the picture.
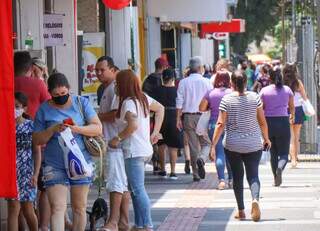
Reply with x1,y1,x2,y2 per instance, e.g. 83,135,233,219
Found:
231,70,247,93
269,68,283,89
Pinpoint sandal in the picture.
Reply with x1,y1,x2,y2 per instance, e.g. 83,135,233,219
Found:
251,199,261,222
217,181,226,190
119,224,130,231
234,210,246,220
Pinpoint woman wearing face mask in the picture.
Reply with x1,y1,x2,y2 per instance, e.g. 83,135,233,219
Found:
7,92,41,231
33,73,102,231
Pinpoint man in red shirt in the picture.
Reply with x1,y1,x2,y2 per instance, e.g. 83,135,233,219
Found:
14,51,51,119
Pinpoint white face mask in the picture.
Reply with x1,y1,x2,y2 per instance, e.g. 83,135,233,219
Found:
15,108,24,119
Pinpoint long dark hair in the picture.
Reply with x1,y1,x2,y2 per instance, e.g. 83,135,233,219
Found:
283,63,300,92
269,68,283,89
231,70,247,93
116,70,149,118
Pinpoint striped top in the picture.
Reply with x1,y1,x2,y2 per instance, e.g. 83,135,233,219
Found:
219,91,263,153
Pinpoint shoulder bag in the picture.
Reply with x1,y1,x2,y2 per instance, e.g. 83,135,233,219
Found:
77,96,107,157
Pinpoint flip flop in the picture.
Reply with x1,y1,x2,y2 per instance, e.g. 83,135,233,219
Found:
97,228,112,231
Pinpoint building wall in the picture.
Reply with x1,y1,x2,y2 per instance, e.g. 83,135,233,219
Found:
77,0,99,32
53,0,78,94
192,37,214,66
146,17,161,74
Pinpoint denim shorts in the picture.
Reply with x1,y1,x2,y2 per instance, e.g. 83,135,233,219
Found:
294,106,305,125
42,165,92,188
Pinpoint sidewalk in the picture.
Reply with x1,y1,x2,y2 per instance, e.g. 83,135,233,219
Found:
86,160,320,231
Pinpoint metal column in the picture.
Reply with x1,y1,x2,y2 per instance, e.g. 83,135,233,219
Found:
300,17,318,154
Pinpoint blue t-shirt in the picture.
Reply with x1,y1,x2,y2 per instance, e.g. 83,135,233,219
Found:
34,95,97,170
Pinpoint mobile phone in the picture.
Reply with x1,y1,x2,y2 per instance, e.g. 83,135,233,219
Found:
63,118,74,126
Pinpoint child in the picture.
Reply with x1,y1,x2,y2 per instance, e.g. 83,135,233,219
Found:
7,92,41,231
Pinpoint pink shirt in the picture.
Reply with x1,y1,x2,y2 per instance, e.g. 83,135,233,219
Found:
15,76,51,119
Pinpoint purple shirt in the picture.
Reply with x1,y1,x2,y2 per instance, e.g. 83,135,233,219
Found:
204,88,232,120
259,85,293,117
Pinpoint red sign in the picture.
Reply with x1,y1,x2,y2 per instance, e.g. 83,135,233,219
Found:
102,0,131,10
200,19,245,38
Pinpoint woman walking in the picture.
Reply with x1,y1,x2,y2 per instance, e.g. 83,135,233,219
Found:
108,70,164,231
153,68,184,180
283,63,308,168
210,70,271,222
33,73,102,231
199,71,233,189
260,69,295,186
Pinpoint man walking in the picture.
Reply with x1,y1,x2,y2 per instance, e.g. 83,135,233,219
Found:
142,57,169,98
96,56,129,231
176,56,212,182
143,57,169,174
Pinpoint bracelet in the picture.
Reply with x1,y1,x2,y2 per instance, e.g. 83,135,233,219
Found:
115,135,122,142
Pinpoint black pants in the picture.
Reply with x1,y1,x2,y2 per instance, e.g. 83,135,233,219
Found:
225,149,262,210
266,117,290,178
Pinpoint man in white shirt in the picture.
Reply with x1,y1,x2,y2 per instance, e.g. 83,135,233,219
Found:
96,56,129,231
176,56,212,181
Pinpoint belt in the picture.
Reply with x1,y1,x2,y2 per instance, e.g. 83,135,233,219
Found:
183,112,201,115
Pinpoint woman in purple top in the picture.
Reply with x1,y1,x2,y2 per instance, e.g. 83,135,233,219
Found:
199,71,232,190
259,68,295,187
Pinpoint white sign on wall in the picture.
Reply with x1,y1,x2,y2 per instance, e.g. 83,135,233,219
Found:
43,14,64,47
147,0,228,22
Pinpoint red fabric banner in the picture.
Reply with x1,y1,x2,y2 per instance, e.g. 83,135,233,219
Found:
0,0,17,198
102,0,131,10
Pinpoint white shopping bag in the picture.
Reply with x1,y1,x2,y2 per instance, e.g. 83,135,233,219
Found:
260,150,270,165
59,128,93,180
300,99,316,117
196,112,211,136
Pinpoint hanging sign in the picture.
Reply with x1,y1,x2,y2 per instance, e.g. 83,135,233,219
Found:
102,0,131,10
200,19,245,38
43,14,64,47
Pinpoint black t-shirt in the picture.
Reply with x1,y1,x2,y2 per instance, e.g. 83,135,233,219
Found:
142,72,162,99
153,86,177,108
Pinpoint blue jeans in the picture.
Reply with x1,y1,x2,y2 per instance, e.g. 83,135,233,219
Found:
125,157,153,229
208,119,232,181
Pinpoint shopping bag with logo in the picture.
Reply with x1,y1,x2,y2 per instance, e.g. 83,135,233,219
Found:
59,127,93,180
196,111,211,136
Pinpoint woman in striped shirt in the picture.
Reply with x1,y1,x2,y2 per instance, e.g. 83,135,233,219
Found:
210,70,271,222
